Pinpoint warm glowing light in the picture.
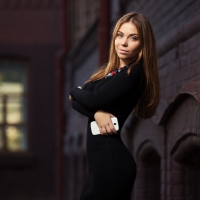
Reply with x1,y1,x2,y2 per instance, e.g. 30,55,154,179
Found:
6,126,26,151
0,82,23,93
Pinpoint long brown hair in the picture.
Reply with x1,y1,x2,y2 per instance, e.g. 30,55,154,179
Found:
85,12,160,119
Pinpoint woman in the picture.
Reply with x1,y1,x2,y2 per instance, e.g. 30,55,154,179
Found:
69,12,160,200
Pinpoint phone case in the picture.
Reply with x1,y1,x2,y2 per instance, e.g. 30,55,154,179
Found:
90,117,119,135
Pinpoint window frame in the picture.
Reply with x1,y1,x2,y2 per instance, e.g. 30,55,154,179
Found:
0,58,30,154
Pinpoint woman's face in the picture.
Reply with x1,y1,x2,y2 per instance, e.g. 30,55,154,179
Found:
115,22,141,68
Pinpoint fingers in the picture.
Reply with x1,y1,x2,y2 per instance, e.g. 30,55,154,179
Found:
105,125,113,135
109,114,116,118
100,127,108,135
109,123,117,134
99,123,117,135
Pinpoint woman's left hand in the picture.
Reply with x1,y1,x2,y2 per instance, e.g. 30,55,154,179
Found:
69,86,82,102
94,110,117,135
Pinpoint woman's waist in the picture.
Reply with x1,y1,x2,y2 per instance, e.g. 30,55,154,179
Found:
86,133,124,151
86,137,134,168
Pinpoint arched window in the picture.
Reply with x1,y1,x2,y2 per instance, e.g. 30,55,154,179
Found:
136,141,161,200
0,59,28,152
172,135,200,200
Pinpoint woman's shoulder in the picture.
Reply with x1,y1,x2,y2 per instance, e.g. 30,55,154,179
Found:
128,61,144,76
134,61,143,69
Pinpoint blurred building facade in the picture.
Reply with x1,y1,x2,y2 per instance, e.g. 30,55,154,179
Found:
64,1,200,200
0,0,63,199
1,0,200,200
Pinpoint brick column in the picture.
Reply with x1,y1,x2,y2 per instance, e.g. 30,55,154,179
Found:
99,0,110,66
55,0,68,199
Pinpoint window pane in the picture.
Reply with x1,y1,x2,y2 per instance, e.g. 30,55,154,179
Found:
7,97,26,124
0,127,3,150
0,60,27,94
0,60,28,152
5,125,27,152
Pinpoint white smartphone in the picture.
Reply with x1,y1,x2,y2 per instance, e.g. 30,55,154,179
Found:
90,117,119,135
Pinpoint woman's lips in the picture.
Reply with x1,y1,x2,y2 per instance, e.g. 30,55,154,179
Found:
118,49,129,54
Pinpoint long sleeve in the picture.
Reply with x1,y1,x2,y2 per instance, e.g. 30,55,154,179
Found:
71,81,96,118
72,100,96,118
70,63,143,110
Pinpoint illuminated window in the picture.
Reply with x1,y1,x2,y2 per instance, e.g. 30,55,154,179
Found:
0,60,28,152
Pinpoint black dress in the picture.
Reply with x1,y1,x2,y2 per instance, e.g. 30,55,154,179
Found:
70,62,144,200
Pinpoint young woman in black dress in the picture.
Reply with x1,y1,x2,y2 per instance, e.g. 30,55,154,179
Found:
69,12,160,200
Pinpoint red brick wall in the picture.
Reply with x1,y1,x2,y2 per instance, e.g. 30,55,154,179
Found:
0,0,61,45
0,1,62,199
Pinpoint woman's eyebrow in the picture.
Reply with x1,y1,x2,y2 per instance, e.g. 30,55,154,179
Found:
117,31,138,36
129,34,138,36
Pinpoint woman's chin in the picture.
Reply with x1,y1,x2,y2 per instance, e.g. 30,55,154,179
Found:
118,55,130,60
118,56,134,63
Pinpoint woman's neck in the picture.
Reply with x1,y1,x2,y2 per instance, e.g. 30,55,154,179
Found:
118,59,135,69
118,62,127,69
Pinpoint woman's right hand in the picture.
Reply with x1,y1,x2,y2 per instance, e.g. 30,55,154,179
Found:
94,110,117,135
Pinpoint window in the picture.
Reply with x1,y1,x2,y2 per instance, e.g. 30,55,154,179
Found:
135,142,161,200
0,60,28,152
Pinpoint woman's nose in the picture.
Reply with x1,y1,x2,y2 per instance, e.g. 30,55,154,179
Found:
121,37,128,46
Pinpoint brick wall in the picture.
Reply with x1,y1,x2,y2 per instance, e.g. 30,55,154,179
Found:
63,0,200,200
66,0,99,48
121,1,200,200
0,1,62,199
0,0,61,45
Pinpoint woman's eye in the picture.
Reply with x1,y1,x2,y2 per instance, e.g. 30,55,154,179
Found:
130,37,138,41
117,33,123,37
